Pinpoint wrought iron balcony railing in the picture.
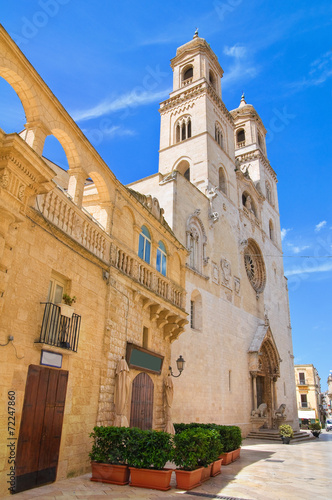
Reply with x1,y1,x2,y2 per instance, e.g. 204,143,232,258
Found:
39,302,81,352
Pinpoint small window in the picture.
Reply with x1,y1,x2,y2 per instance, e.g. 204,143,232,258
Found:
190,300,195,329
237,128,245,145
209,70,215,88
143,327,149,348
183,66,193,81
219,167,227,194
47,274,66,303
190,291,202,330
156,241,167,276
184,168,190,181
138,225,151,264
269,220,274,241
300,394,308,408
215,122,224,149
299,372,306,385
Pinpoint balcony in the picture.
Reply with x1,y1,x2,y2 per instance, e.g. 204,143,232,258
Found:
299,402,311,409
299,380,307,385
38,302,81,352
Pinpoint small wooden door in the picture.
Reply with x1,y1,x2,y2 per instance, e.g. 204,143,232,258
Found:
15,365,68,493
130,372,154,430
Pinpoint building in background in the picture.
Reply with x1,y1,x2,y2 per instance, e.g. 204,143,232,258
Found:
294,364,322,426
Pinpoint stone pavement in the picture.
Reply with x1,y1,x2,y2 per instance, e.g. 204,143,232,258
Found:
3,431,332,500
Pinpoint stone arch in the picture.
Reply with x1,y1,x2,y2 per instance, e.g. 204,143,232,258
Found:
0,76,26,132
242,190,257,217
218,165,227,195
49,127,81,171
173,157,191,181
0,62,42,124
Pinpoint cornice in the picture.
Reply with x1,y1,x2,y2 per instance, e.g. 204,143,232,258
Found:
236,149,277,182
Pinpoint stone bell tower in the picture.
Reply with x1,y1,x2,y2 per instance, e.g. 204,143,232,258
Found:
158,31,236,201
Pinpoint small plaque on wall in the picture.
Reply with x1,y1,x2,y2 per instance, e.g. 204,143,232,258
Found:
40,350,62,368
126,343,164,375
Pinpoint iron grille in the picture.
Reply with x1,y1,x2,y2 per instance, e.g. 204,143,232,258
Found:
39,302,81,352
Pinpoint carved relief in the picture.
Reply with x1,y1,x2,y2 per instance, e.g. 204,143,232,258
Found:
212,262,219,284
0,168,10,188
234,276,240,295
220,258,231,285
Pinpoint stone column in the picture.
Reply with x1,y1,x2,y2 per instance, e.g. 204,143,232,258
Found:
23,121,50,156
252,372,258,410
67,168,88,208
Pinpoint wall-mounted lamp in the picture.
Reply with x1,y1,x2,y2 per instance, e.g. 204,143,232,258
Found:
169,355,185,378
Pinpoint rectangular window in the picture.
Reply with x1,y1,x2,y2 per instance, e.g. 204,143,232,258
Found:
300,394,308,408
143,327,149,349
299,372,306,385
138,235,145,260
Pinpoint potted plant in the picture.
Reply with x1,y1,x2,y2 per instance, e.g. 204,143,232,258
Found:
89,426,130,485
197,429,223,481
126,428,173,491
173,427,209,490
279,424,294,444
309,422,321,438
228,425,242,461
218,426,234,464
60,293,76,318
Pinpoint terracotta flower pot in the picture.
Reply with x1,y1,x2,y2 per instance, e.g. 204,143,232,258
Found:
201,463,212,482
175,467,203,490
219,451,233,465
129,467,173,491
211,458,223,477
90,462,129,485
232,448,241,461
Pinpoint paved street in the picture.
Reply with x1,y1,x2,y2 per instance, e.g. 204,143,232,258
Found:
4,431,332,500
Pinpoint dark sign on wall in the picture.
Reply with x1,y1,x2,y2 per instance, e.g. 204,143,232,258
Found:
126,343,164,375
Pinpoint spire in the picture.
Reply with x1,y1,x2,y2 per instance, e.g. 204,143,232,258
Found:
239,92,246,108
193,28,199,39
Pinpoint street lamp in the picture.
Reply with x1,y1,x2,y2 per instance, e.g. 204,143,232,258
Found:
169,355,185,378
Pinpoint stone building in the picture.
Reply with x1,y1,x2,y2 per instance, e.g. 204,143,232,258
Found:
0,25,187,495
294,364,322,426
130,33,298,434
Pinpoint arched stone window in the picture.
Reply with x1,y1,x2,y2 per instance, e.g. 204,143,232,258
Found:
244,239,266,294
176,159,191,181
237,128,245,146
138,225,151,264
175,115,192,143
183,65,193,82
156,240,167,276
190,290,202,330
209,70,215,89
214,122,224,149
242,191,257,217
186,213,207,273
218,167,227,195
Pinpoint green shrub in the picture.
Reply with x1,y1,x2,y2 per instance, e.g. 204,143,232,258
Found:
173,423,242,453
125,428,172,470
173,427,221,471
309,422,321,431
279,424,294,438
89,426,129,465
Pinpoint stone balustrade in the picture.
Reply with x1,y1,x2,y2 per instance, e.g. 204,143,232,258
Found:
36,187,110,262
111,244,185,310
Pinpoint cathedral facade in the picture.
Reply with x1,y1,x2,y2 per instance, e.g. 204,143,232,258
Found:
130,33,298,433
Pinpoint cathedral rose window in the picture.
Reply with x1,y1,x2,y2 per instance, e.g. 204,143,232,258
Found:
244,239,266,293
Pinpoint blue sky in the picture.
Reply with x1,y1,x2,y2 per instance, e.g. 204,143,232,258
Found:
1,1,331,390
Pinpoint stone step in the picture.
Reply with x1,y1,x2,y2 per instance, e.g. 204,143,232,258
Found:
246,430,313,442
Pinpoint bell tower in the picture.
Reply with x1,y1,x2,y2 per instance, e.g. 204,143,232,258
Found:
158,32,236,199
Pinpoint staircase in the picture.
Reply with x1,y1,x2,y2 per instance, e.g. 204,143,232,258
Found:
246,429,313,442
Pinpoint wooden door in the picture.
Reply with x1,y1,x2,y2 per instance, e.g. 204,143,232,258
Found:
15,365,68,493
130,372,154,430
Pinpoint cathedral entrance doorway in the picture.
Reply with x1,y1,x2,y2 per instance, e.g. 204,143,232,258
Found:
130,372,154,430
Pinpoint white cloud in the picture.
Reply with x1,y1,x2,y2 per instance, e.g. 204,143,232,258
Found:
223,45,247,59
315,220,327,232
285,261,332,277
292,245,310,254
72,88,171,122
281,228,292,240
288,50,332,91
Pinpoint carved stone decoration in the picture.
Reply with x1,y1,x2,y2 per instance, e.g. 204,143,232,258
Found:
0,168,10,188
72,214,83,240
220,258,231,284
18,185,25,201
234,276,240,295
212,262,219,284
